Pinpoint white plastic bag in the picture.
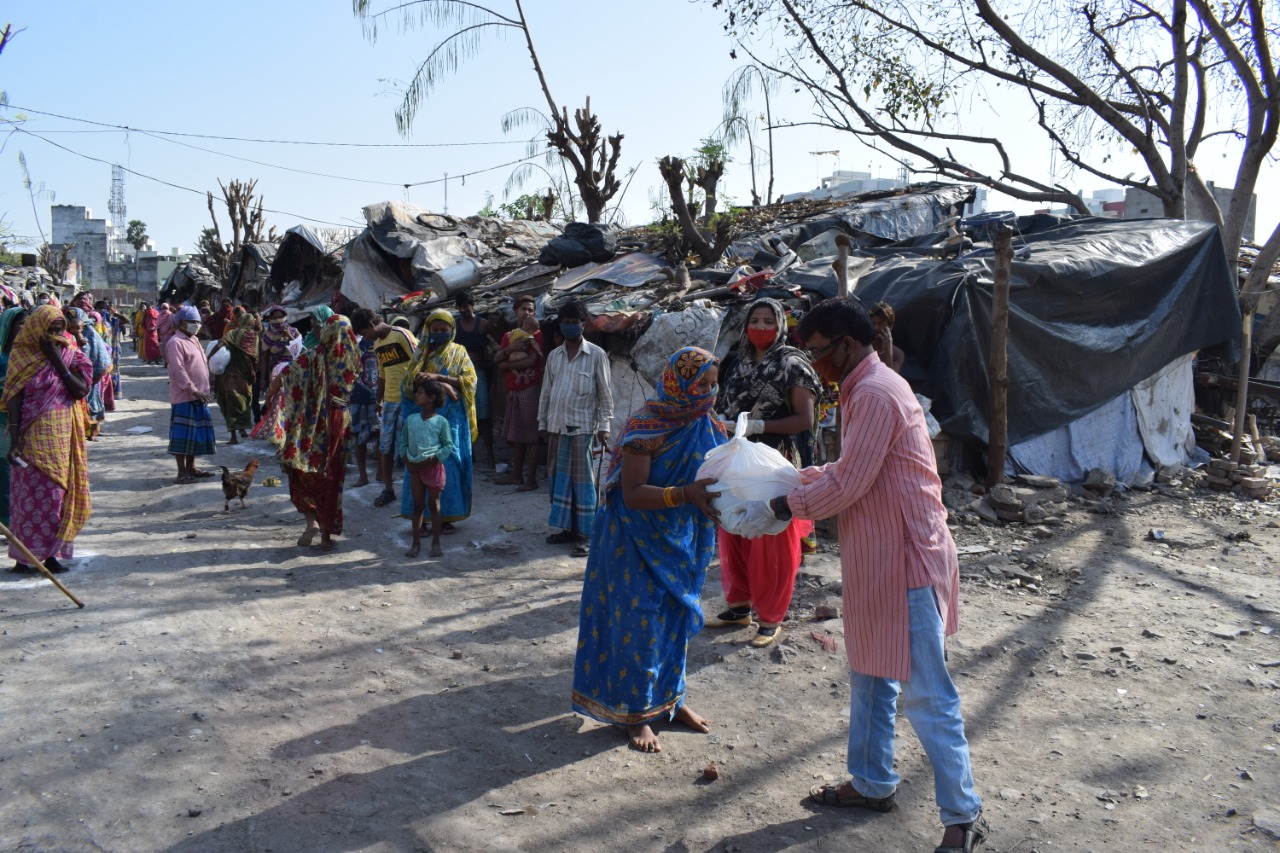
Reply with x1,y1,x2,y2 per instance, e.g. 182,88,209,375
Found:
696,412,801,537
208,346,231,376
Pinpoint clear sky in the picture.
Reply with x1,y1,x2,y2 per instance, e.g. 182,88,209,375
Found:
1,1,1274,256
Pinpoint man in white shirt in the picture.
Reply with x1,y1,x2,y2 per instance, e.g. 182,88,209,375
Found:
538,302,613,553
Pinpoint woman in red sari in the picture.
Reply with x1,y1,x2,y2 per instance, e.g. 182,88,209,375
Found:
141,302,162,364
2,305,92,574
271,314,359,552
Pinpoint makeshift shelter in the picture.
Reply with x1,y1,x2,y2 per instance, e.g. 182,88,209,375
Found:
223,241,279,308
851,216,1240,483
265,225,344,321
159,261,221,307
340,202,561,311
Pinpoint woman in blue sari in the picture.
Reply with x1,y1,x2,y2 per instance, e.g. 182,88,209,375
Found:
398,309,476,531
572,346,728,752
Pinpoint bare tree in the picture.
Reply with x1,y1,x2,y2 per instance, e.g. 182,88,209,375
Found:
354,0,625,223
37,241,73,284
317,227,359,254
203,179,277,279
715,0,1280,461
658,156,737,268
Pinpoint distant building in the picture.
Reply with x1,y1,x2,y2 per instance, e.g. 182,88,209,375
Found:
1124,183,1255,242
781,170,907,203
51,204,109,286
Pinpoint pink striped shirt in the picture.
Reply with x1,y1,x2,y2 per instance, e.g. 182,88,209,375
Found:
788,353,959,680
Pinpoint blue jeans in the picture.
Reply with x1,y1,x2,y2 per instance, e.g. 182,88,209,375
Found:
847,586,982,827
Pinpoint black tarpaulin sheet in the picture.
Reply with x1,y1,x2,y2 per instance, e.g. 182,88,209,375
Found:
852,217,1240,446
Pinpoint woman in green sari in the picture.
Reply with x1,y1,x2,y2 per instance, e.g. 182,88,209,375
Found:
211,313,259,445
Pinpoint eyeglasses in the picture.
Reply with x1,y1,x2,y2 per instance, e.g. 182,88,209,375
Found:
805,340,837,360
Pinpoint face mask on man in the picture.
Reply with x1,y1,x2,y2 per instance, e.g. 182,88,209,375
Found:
428,331,451,346
810,340,846,385
560,322,583,340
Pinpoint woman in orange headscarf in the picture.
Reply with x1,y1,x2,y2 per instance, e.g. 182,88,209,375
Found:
2,304,92,574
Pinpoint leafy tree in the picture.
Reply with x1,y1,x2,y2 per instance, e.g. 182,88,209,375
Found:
125,219,148,253
354,0,624,223
476,193,498,218
499,192,554,221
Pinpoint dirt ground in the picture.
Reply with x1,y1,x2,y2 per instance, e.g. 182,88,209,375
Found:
2,351,1280,853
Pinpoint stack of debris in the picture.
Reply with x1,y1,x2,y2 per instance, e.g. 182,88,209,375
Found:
1202,457,1275,499
944,472,1070,526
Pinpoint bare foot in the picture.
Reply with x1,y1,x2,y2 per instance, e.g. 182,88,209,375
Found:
353,477,369,488
429,542,444,558
405,543,420,558
297,527,318,547
441,522,458,535
494,474,523,486
515,481,538,492
318,534,334,552
673,705,711,733
627,724,662,753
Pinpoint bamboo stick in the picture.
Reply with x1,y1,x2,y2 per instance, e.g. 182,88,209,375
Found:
0,520,84,608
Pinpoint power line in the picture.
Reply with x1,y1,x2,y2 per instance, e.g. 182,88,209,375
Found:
2,103,527,149
12,126,356,229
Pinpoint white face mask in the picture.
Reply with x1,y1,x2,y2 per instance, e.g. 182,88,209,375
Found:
184,321,202,335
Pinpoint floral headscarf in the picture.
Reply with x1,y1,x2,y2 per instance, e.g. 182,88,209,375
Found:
403,308,478,439
603,346,726,487
274,314,360,474
222,312,260,360
716,297,821,423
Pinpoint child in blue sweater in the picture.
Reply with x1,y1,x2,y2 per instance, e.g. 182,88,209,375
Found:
399,377,455,558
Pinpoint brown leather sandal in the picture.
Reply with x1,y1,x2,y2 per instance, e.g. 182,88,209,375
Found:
808,782,897,812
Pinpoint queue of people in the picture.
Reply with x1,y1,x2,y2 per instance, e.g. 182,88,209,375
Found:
3,288,986,852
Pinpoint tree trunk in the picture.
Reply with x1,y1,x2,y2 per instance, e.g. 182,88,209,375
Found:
657,156,736,268
986,225,1014,488
695,161,725,223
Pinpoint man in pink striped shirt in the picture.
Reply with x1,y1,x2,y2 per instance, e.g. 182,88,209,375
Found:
738,297,986,853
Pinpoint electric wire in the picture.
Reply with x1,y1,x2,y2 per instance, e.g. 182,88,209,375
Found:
1,103,525,148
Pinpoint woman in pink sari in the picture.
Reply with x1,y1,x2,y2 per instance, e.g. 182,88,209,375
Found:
2,305,92,574
156,303,176,363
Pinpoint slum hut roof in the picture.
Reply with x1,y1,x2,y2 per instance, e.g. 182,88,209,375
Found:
265,225,344,322
340,201,562,313
224,241,279,308
159,261,221,307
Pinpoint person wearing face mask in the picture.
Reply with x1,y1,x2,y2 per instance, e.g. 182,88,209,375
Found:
165,305,218,484
350,308,419,508
571,346,726,753
2,305,92,575
537,302,613,555
398,309,477,532
735,297,985,853
708,297,822,648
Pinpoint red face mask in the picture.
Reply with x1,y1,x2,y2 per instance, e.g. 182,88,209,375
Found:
810,341,845,384
746,327,778,350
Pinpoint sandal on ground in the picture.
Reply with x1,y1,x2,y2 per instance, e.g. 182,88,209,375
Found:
934,811,989,853
808,782,897,812
10,562,37,575
546,530,579,545
570,544,590,557
750,625,783,648
44,558,69,574
190,469,216,478
373,491,396,507
706,606,754,628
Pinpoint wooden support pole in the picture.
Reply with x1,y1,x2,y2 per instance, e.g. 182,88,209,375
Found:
834,234,851,297
986,225,1014,488
1230,311,1253,464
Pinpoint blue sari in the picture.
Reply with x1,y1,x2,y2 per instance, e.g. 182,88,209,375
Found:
397,311,477,523
572,347,728,726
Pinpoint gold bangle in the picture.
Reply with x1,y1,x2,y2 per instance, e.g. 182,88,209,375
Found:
662,486,677,507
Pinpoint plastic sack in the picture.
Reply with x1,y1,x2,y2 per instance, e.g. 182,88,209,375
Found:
695,413,801,538
208,346,231,376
